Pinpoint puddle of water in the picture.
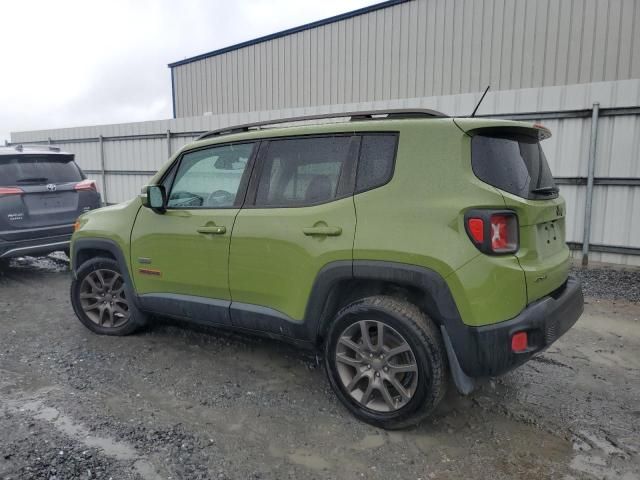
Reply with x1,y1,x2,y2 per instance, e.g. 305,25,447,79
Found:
6,397,161,480
569,431,637,480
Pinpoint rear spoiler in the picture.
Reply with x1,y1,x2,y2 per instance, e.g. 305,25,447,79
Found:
453,118,552,140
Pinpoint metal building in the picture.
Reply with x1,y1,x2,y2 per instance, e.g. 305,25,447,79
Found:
169,0,640,118
10,0,640,266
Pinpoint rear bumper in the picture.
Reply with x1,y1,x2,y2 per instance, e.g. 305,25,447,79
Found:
0,233,71,258
445,275,584,378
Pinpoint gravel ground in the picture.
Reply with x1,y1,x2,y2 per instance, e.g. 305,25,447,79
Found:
571,265,640,303
1,255,639,479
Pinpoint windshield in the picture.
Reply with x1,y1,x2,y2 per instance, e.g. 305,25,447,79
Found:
0,154,82,186
471,132,557,199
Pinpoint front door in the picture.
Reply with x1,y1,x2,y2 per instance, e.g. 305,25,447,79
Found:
130,142,256,324
229,135,358,335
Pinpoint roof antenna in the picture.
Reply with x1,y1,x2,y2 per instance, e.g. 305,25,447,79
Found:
470,85,490,117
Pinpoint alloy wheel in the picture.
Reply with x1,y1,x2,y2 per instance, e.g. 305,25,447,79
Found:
335,320,419,412
79,269,129,328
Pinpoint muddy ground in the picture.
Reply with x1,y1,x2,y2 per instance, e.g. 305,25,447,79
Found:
0,255,638,479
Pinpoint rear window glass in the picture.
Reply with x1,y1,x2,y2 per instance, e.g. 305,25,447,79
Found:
0,155,82,186
356,134,398,192
471,133,557,199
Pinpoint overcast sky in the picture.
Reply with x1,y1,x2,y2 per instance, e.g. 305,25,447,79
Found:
0,0,378,143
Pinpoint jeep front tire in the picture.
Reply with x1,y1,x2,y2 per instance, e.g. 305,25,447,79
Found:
70,257,147,336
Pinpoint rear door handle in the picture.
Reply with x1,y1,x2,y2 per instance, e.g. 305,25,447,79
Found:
303,226,342,236
197,225,227,235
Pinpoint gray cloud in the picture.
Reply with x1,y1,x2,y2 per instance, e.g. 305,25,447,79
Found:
1,0,377,143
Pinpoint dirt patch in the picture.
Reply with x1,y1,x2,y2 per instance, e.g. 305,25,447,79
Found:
1,256,639,479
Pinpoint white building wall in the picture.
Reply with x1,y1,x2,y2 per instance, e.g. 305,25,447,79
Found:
11,79,640,265
170,0,640,118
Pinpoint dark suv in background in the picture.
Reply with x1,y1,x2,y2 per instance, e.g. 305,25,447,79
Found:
0,145,101,259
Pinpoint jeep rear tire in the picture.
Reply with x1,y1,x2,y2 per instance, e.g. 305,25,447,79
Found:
70,257,147,336
324,296,447,429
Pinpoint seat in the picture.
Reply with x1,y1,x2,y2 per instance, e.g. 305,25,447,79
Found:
304,175,333,203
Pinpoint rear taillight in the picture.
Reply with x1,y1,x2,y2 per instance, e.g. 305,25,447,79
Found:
75,179,97,191
465,210,519,254
0,187,23,196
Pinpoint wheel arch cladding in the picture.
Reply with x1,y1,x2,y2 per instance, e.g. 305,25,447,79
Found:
311,260,463,343
72,238,140,308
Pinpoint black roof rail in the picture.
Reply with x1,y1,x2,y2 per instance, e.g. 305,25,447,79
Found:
196,108,447,141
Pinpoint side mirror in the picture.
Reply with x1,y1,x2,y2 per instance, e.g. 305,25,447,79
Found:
142,185,166,213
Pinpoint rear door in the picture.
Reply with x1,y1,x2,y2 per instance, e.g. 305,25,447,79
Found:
228,135,358,334
0,153,100,241
469,126,570,303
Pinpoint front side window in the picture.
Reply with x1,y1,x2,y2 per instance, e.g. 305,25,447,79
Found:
255,136,356,207
167,143,254,208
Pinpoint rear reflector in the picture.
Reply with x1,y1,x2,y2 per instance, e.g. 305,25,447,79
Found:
0,187,23,196
511,331,528,352
75,179,97,191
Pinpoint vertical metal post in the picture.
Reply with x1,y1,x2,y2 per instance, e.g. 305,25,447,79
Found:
99,135,107,206
166,129,172,158
582,102,599,266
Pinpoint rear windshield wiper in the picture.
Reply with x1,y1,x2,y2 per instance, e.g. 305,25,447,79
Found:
15,177,48,183
530,186,559,195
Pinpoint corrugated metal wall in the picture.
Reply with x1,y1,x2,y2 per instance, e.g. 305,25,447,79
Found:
11,80,640,266
171,0,640,118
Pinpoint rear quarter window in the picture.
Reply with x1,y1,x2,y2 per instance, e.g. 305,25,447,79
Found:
355,134,398,193
0,154,83,186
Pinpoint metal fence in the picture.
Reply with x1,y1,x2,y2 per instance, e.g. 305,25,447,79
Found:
9,81,640,266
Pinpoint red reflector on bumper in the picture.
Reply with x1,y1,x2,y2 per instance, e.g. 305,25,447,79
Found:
511,331,528,352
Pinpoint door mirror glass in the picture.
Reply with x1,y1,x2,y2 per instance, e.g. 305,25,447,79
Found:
147,185,166,212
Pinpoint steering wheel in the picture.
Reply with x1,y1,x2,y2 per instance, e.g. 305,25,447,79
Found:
169,191,203,207
205,190,235,207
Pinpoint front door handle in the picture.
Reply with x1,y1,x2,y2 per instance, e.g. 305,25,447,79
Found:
303,226,342,236
197,225,227,235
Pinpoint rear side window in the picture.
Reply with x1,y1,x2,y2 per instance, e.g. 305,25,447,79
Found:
255,136,357,207
356,134,398,192
471,132,557,199
0,155,83,186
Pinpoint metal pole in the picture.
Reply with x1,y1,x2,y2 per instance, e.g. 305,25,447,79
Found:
166,129,172,158
99,135,107,206
582,102,600,266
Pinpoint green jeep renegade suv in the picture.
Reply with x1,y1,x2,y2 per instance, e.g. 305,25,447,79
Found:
70,110,583,429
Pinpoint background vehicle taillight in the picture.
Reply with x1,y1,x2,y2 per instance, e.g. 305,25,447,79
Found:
75,179,97,191
0,187,24,196
465,210,519,254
